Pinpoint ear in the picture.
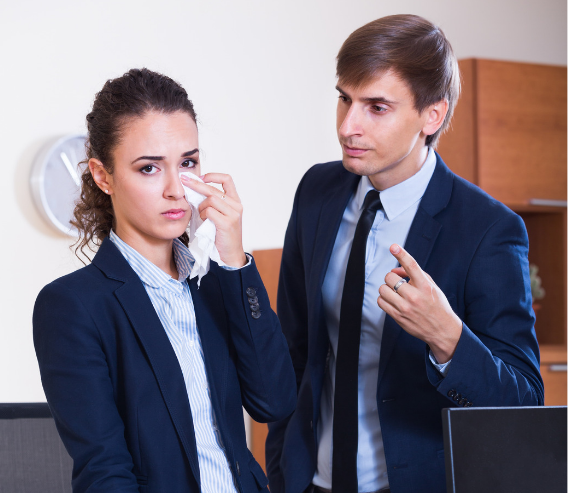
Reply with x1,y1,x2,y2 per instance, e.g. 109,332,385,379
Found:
89,158,113,195
422,99,449,137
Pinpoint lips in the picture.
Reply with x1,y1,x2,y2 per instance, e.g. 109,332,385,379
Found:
343,144,369,157
162,209,187,220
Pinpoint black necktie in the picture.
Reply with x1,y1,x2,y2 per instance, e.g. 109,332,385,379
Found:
332,189,383,492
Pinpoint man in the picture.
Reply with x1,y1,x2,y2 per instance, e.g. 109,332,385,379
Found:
265,14,543,493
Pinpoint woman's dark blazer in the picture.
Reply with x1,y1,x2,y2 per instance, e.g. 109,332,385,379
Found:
33,238,296,493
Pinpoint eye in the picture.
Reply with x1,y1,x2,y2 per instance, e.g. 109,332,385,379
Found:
338,95,349,103
372,105,387,113
180,159,197,169
140,164,159,175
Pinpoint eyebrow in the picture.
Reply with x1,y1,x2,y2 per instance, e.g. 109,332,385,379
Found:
335,85,397,105
131,148,199,164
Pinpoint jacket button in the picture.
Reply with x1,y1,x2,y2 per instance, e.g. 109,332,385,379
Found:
465,402,473,407
452,393,461,402
458,398,467,406
246,287,257,297
248,296,258,305
250,303,260,312
251,311,261,319
447,389,457,398
236,461,241,475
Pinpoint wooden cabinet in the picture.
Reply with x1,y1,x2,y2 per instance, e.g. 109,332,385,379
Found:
438,59,567,206
540,345,567,406
438,59,567,403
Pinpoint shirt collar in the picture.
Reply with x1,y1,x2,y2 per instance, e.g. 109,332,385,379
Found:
354,147,437,221
109,230,194,288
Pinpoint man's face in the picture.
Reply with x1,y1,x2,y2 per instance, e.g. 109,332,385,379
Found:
336,69,435,190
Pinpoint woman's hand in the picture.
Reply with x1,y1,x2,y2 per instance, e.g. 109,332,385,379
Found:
181,173,247,268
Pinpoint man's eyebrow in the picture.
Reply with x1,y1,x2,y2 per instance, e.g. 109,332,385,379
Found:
335,85,396,105
362,96,397,105
131,148,199,164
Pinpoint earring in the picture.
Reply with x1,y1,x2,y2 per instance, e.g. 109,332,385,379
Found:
105,190,109,194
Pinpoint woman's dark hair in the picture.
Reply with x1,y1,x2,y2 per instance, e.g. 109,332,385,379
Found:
72,68,197,261
336,14,460,148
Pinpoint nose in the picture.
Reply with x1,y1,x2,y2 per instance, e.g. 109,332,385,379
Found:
164,169,186,200
338,104,363,139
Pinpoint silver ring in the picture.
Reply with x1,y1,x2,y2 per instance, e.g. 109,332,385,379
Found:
393,278,408,293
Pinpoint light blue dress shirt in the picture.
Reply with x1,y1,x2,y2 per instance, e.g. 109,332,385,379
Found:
109,230,239,493
313,148,449,492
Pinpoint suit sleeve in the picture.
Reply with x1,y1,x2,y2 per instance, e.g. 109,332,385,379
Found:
265,176,310,493
426,212,544,406
33,281,140,493
215,258,297,423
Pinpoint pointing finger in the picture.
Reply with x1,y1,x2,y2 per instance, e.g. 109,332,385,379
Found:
389,244,427,286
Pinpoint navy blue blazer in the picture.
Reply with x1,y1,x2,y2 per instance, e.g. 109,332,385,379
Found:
33,238,296,493
266,155,543,493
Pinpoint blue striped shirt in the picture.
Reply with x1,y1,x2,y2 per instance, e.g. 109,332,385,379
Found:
109,230,238,493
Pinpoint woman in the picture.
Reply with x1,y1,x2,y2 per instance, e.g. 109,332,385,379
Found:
33,68,296,493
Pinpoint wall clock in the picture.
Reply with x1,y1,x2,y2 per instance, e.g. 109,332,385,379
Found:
30,134,87,236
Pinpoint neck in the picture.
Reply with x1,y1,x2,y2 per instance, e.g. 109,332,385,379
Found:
114,227,178,279
369,143,429,191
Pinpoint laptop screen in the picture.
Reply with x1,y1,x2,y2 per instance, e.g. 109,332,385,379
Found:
442,406,567,493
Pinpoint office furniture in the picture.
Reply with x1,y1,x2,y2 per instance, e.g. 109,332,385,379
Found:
0,403,72,493
443,406,567,493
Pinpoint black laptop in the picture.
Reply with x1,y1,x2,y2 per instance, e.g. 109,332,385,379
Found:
442,406,567,493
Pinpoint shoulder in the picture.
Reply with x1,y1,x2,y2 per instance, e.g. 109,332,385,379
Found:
435,158,526,239
453,173,522,222
292,160,357,210
35,262,117,309
298,160,349,191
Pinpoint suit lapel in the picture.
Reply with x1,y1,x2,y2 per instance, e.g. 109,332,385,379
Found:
93,239,202,484
309,172,360,300
188,275,229,428
377,155,454,384
308,170,360,418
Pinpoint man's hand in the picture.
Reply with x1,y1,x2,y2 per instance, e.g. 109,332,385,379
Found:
377,244,462,363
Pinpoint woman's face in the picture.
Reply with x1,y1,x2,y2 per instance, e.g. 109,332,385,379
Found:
95,110,200,247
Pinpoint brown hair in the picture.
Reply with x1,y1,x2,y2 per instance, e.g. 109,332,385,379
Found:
336,14,460,147
72,68,197,261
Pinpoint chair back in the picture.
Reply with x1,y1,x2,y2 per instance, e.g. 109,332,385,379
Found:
0,403,72,493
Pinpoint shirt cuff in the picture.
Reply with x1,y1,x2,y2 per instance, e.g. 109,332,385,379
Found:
219,253,252,271
429,349,452,377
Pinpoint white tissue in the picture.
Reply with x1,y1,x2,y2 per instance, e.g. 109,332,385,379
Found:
180,172,226,285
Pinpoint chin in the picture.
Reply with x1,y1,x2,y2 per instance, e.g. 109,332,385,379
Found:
155,224,190,242
342,156,374,176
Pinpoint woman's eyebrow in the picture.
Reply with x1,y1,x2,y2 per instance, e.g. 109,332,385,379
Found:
131,155,164,164
181,149,199,158
131,148,199,164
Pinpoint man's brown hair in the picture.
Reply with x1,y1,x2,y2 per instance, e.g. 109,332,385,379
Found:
336,14,460,147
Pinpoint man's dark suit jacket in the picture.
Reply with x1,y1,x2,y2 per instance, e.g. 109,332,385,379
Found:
33,238,296,493
266,154,543,493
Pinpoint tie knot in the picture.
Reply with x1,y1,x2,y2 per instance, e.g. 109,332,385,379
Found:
362,189,382,212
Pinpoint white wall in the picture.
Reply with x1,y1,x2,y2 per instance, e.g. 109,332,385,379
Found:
0,0,565,402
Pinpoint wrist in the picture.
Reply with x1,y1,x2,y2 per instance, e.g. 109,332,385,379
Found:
428,315,462,364
223,251,247,268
